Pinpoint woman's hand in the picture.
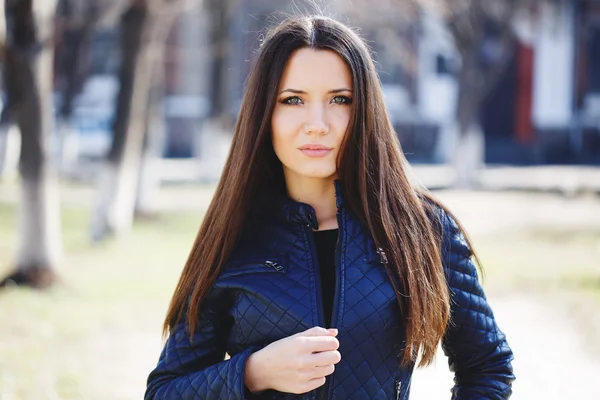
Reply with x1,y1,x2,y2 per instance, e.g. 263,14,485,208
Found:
244,326,341,394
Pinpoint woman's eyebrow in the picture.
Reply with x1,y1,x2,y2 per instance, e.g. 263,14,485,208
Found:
278,88,353,95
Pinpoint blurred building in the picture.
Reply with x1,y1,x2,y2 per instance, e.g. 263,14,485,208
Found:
55,0,600,166
480,0,600,165
333,0,600,165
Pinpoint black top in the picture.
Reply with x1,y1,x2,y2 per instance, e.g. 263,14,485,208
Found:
313,229,338,328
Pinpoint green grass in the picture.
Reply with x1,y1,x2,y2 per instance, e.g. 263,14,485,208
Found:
475,226,600,293
0,199,599,399
475,225,600,357
0,202,205,400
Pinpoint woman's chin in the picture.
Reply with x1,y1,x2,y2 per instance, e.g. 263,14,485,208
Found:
299,170,338,180
283,164,338,181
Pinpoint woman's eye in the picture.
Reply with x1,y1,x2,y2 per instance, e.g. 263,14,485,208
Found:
332,95,352,105
282,96,302,105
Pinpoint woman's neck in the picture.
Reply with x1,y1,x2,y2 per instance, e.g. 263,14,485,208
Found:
285,175,338,231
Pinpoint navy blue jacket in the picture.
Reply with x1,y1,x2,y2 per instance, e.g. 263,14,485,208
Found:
145,183,514,399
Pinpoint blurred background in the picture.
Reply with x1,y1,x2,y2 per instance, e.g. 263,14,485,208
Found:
0,0,599,399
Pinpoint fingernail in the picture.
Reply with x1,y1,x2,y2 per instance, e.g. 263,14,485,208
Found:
328,328,338,334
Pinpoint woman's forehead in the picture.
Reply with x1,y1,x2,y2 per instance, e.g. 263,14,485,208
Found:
277,48,352,93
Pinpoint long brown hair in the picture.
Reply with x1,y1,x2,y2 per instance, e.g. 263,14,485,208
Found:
164,15,480,368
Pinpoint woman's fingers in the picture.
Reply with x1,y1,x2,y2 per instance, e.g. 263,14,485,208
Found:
307,364,336,379
250,327,342,394
299,377,327,393
308,350,342,367
302,335,339,353
295,326,337,337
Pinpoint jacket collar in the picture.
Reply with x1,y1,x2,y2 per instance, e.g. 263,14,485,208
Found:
267,179,346,230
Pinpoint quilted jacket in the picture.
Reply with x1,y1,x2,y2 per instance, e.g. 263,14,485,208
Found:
145,182,515,399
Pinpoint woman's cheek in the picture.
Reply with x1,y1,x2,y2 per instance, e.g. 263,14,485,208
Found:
273,107,294,131
331,106,351,127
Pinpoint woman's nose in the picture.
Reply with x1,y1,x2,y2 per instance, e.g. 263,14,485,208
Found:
304,105,329,135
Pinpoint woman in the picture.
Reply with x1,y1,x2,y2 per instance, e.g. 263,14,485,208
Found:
145,15,514,400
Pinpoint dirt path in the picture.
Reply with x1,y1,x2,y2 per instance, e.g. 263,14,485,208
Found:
408,190,600,399
411,294,600,399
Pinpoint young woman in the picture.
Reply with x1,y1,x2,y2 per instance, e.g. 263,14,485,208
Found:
145,15,514,400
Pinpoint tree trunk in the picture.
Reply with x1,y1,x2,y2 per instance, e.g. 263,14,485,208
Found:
54,2,99,174
443,5,517,188
134,16,173,217
134,83,164,217
0,128,8,177
54,28,88,174
206,0,230,120
1,0,61,289
0,0,5,54
91,4,149,241
55,119,79,174
197,0,232,181
0,125,21,180
91,2,172,241
452,48,486,188
0,29,17,180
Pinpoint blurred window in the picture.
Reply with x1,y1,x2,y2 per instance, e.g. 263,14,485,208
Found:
588,26,600,94
435,54,452,76
89,29,120,75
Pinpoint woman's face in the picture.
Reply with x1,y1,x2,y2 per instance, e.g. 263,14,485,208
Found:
271,48,353,183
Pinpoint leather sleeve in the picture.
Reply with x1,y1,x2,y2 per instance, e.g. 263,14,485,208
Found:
144,287,258,400
439,211,515,399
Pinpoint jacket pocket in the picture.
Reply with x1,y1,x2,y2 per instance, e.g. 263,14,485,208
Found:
394,370,412,400
219,255,289,279
395,378,402,400
364,242,389,266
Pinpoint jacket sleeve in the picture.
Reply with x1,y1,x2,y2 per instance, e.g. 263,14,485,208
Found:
439,212,515,399
145,286,259,400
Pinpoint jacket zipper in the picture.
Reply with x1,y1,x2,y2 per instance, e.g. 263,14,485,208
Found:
305,225,326,328
305,206,343,400
331,208,342,327
326,207,344,399
305,224,329,400
396,379,402,400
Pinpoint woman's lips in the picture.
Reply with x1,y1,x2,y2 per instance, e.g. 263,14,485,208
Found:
299,145,332,157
